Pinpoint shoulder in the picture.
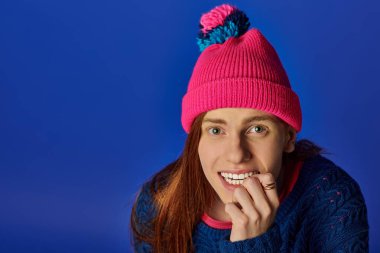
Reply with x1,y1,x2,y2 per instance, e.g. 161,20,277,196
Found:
285,154,367,215
298,154,368,228
133,161,176,225
300,154,364,199
134,180,158,224
294,155,369,251
131,181,156,252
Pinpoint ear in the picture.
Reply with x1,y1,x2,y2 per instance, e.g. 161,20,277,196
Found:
283,125,297,153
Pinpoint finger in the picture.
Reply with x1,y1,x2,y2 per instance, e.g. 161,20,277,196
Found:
242,176,273,216
232,186,259,219
225,202,249,228
244,173,279,209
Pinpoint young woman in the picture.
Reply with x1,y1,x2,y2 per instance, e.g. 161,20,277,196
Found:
130,4,369,252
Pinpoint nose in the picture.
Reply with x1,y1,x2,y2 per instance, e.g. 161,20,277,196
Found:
225,133,252,164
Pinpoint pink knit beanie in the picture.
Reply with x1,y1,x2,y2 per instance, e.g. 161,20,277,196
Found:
181,4,302,133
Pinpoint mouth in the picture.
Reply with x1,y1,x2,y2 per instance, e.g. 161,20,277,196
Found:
218,170,260,185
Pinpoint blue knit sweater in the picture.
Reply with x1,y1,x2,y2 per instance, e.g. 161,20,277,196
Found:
132,155,369,252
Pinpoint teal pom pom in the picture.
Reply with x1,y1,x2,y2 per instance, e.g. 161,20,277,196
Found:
197,21,240,52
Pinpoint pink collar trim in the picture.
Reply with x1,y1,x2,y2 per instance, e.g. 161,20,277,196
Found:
201,213,232,229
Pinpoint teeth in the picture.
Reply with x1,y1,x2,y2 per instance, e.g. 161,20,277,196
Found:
220,170,259,185
232,180,243,185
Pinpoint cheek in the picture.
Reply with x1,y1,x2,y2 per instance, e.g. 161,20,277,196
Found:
256,140,284,177
198,139,221,182
198,140,212,172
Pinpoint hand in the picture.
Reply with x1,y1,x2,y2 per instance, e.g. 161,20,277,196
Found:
225,173,280,242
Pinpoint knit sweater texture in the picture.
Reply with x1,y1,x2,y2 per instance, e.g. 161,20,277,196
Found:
132,154,369,252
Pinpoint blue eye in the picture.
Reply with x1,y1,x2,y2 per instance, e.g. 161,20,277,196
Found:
208,127,222,135
249,125,267,134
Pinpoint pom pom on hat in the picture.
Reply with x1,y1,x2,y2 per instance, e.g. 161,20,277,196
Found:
197,4,250,52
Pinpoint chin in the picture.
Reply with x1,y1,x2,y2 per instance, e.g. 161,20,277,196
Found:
218,192,234,204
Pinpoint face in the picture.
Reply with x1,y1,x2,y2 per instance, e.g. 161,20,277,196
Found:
198,108,296,204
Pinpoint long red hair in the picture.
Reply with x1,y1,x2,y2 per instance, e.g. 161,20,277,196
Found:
130,112,324,252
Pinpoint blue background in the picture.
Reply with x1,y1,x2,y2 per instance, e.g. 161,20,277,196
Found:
1,0,379,252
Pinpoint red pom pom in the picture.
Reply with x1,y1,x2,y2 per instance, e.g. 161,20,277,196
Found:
200,4,236,34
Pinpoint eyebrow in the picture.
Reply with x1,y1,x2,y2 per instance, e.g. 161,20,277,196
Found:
202,115,278,125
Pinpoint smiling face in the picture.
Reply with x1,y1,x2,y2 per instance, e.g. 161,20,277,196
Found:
198,108,296,207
